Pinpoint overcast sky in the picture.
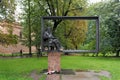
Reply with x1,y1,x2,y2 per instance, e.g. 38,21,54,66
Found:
89,0,102,3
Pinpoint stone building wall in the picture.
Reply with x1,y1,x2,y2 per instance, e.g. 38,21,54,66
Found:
0,21,36,54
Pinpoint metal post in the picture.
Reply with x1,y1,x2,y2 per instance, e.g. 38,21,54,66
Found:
96,17,100,56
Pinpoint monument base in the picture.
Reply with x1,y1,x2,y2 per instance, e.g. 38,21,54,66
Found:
46,74,60,80
48,51,61,72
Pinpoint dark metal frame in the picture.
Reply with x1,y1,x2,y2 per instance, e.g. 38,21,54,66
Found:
41,16,99,53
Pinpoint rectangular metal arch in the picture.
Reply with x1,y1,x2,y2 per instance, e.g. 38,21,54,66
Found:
41,16,99,53
43,16,99,20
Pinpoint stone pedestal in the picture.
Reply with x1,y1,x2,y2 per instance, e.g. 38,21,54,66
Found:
48,51,61,72
46,74,60,80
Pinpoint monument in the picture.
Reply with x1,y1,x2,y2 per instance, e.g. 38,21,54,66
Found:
41,16,99,80
43,27,61,52
42,27,62,80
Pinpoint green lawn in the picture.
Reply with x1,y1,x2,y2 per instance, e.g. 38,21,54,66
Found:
0,56,120,80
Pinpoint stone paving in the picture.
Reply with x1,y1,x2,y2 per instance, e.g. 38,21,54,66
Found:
62,70,111,80
30,69,111,80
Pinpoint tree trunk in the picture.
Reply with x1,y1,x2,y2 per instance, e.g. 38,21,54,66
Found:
75,45,78,50
116,50,120,57
52,20,62,34
36,45,42,57
52,21,58,34
20,49,23,57
28,0,32,57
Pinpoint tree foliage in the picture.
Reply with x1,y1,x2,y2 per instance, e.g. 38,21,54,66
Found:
0,0,18,45
104,0,120,56
20,0,47,50
55,20,88,50
86,0,120,56
0,0,16,21
45,0,87,33
0,21,18,45
69,20,88,49
20,0,88,50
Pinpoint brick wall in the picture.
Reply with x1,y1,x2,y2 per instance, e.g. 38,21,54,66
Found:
0,21,36,54
0,43,36,54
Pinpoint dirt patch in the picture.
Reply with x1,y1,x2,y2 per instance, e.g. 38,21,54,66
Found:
30,70,41,80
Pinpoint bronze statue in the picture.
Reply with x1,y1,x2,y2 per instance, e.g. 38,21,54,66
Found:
43,27,61,51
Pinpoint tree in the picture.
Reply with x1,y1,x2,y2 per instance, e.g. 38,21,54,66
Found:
28,0,32,56
105,0,120,56
0,0,16,22
86,0,120,56
44,0,88,50
54,9,88,50
0,0,18,45
45,0,87,33
20,0,47,56
20,0,88,52
55,20,88,50
0,21,18,45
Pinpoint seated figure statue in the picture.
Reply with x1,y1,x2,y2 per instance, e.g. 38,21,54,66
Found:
43,27,61,51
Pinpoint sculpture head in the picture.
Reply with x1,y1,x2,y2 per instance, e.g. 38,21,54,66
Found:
45,27,51,34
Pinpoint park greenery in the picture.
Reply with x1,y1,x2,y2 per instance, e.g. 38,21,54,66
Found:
20,0,88,54
20,0,120,56
0,56,120,80
87,0,120,56
0,0,119,56
0,0,18,45
0,1,120,80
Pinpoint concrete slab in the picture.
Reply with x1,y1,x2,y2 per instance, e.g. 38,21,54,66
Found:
62,70,111,80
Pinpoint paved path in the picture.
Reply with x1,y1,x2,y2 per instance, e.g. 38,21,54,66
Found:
62,70,111,80
30,70,111,80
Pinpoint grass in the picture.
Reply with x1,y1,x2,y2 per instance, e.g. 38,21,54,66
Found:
100,76,110,80
0,56,120,80
39,74,47,80
0,57,48,80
